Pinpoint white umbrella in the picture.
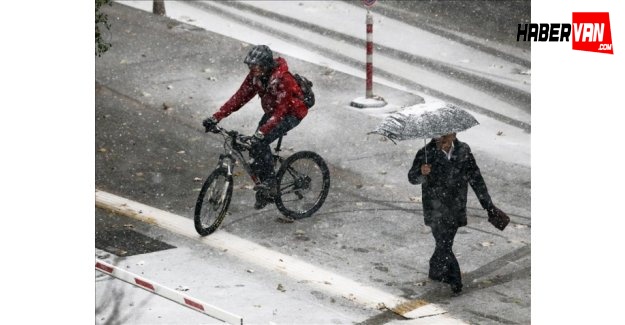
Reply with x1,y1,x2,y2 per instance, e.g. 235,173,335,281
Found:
370,102,479,162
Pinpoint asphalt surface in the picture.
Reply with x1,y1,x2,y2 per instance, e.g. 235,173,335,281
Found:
96,3,530,324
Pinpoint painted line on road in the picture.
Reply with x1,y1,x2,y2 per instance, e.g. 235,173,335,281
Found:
95,189,466,323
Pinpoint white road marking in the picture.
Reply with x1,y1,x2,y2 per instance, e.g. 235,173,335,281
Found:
95,189,466,323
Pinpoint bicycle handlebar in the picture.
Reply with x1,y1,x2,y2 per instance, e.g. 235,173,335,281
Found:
210,125,252,151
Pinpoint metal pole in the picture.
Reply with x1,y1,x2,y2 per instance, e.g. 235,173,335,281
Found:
153,0,166,16
366,10,373,98
424,138,427,164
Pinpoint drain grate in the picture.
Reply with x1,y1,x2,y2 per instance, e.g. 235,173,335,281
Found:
95,229,176,257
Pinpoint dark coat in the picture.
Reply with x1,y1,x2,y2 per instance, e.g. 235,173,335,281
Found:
408,139,493,227
212,57,308,135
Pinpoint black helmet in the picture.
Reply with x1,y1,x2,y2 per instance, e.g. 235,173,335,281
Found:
244,45,275,69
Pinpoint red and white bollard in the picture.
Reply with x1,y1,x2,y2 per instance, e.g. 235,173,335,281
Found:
366,11,374,98
350,4,386,109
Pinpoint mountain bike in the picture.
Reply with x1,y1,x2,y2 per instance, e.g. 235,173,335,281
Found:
194,125,331,236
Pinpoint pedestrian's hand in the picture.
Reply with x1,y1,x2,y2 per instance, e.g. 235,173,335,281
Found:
487,206,510,231
421,164,431,176
202,116,219,133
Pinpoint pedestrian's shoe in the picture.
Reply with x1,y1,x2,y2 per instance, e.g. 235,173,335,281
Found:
428,269,444,282
450,282,463,296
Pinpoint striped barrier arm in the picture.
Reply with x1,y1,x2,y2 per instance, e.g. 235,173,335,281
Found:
96,259,243,325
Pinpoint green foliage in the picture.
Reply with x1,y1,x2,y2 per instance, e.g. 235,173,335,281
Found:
96,0,113,57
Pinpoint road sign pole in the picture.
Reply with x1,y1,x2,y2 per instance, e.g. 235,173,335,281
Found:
366,10,373,98
350,0,386,108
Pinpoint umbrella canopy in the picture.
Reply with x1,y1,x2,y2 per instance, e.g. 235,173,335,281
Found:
371,102,479,141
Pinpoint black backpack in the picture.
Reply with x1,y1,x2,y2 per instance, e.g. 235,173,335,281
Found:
292,73,315,109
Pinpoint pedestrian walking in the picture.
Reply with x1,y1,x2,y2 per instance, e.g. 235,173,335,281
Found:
202,45,309,209
408,132,507,295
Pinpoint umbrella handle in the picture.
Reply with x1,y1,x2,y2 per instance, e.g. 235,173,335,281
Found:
424,138,427,164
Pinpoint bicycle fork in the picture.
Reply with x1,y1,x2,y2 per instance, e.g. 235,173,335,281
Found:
219,154,234,177
210,154,235,208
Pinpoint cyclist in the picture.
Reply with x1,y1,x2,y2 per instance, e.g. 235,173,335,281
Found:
203,45,308,209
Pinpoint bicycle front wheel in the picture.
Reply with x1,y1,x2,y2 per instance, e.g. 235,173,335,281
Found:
275,151,330,220
194,168,233,236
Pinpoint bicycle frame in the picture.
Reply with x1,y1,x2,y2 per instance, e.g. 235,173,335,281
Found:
218,139,257,184
215,128,285,187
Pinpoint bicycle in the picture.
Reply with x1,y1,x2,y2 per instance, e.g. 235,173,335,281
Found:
194,125,331,236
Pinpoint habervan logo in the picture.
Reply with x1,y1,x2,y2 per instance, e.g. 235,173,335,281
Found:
516,12,613,54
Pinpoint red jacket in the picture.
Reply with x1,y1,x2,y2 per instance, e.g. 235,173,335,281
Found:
212,57,308,135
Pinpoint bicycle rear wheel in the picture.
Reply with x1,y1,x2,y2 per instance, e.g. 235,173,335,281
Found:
194,168,233,236
275,151,330,220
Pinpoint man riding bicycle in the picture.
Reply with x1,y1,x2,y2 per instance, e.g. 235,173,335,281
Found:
203,45,308,210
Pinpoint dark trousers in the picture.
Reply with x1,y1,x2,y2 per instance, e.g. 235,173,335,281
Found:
429,222,462,287
249,114,300,182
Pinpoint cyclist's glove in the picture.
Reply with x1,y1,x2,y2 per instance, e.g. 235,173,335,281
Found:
202,116,219,133
250,130,264,147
